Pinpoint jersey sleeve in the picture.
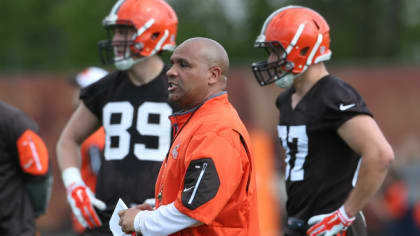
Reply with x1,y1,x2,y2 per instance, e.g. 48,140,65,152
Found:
17,130,49,176
323,79,372,129
80,72,115,120
8,109,39,141
174,129,247,224
10,110,52,217
8,111,50,177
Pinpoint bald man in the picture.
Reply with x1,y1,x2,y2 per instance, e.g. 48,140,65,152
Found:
119,37,260,236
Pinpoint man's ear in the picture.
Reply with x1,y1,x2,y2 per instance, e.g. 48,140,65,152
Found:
208,66,222,85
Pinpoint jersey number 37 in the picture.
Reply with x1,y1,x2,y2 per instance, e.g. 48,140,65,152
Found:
103,101,172,162
277,125,308,182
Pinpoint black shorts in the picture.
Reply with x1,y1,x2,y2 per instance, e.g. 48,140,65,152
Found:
284,212,367,236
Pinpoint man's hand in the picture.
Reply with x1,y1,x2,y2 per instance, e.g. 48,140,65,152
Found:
307,206,355,236
63,167,106,229
135,203,153,211
118,208,142,234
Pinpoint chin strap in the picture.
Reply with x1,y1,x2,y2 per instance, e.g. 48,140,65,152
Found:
275,73,296,88
274,66,308,88
114,57,147,71
114,46,151,71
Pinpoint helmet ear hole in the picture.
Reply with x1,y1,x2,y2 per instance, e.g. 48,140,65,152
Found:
151,32,160,40
300,47,309,56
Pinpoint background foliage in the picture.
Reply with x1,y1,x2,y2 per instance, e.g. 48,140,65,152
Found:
1,0,419,73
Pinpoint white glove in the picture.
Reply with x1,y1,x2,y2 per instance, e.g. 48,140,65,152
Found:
307,205,355,236
63,167,106,229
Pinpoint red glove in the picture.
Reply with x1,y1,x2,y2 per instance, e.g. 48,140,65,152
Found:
307,206,355,236
63,167,106,229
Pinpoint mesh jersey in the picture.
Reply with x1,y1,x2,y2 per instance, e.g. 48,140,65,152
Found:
275,75,371,221
80,67,174,226
0,102,39,236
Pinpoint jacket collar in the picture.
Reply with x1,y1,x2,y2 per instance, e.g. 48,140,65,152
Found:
169,91,227,130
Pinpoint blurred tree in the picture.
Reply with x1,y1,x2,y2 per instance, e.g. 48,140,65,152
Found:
0,0,418,72
49,0,115,69
0,0,114,72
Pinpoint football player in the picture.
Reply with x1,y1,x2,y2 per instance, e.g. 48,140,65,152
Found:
56,0,178,235
0,101,52,236
251,5,394,236
69,67,108,234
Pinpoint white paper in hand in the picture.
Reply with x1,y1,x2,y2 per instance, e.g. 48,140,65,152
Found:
109,198,131,236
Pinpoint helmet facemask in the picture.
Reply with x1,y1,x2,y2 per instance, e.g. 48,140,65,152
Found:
98,22,146,71
251,41,295,87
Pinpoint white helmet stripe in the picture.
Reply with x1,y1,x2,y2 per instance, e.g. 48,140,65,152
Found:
314,52,332,63
286,23,305,54
256,5,302,43
103,0,126,25
303,33,323,71
137,18,155,37
110,0,126,16
151,29,169,55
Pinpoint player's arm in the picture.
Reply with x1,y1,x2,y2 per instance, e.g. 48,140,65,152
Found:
307,114,394,236
56,102,106,228
338,114,394,216
57,103,99,170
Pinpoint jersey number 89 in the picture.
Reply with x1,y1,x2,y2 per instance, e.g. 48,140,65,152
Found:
103,101,172,162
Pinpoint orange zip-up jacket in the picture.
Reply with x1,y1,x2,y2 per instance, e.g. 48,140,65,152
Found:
155,93,260,236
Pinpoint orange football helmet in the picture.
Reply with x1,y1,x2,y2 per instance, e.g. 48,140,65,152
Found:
98,0,178,70
251,6,331,87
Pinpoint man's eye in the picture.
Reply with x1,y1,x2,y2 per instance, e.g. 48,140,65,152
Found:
180,61,189,67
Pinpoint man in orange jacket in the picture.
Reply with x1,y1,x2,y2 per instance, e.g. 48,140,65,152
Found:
119,37,260,236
